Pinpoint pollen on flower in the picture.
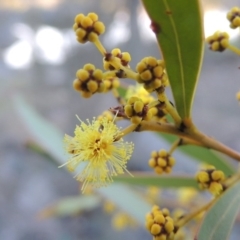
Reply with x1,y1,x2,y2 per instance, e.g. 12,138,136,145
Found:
61,117,134,192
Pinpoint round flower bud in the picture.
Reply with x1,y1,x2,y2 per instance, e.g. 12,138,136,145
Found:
74,13,85,25
73,79,82,91
87,12,98,22
87,80,98,93
93,21,105,35
196,167,226,196
149,158,156,168
76,69,89,81
150,224,161,235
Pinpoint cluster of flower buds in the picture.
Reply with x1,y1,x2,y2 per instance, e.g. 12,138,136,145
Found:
146,205,175,240
196,166,226,195
136,57,168,92
206,31,229,52
73,12,105,43
73,64,105,98
103,48,131,70
124,96,153,124
148,149,175,174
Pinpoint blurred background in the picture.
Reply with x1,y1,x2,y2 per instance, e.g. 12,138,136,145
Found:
1,0,240,239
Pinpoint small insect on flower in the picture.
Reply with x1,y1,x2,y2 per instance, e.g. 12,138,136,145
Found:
60,116,134,192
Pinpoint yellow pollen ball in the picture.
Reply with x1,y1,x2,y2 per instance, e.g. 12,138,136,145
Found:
81,16,93,28
149,158,156,168
151,151,158,158
134,101,144,113
165,221,174,233
87,80,98,93
84,63,95,71
124,105,133,117
146,111,152,120
122,52,131,62
76,28,87,39
136,62,146,73
141,70,152,81
112,79,120,88
75,13,85,24
162,208,170,216
153,79,162,89
159,149,167,157
112,48,121,55
87,12,98,21
154,214,165,224
150,224,161,235
93,69,103,80
72,23,78,31
149,107,158,116
213,31,220,39
222,32,229,38
103,80,111,89
93,21,105,34
209,182,223,195
73,79,82,91
76,69,89,81
197,171,209,183
128,96,139,104
211,170,224,181
153,66,163,77
157,158,167,167
220,39,229,48
146,219,154,230
147,57,157,66
233,17,240,27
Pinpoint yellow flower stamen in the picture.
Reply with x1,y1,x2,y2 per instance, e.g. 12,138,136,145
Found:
60,117,134,192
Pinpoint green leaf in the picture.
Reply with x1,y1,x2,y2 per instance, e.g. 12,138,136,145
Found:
13,95,66,165
114,173,198,188
97,183,152,226
159,133,235,175
39,195,100,218
142,0,204,118
197,181,240,240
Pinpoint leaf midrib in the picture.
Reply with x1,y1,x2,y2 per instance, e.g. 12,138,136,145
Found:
162,0,186,117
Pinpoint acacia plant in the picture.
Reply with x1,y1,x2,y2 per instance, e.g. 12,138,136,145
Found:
16,1,240,240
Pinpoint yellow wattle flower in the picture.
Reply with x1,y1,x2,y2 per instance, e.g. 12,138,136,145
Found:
61,117,134,192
